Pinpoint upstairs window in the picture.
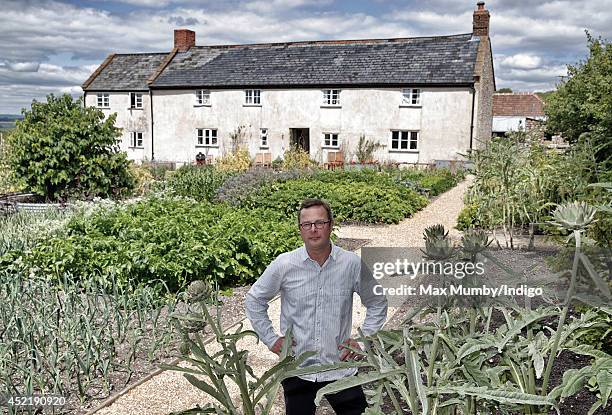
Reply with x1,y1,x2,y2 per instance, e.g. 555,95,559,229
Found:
130,92,143,109
197,128,218,146
401,88,421,106
130,131,143,148
260,128,268,148
96,93,109,108
391,130,418,151
323,133,339,148
322,89,340,106
196,90,210,105
245,90,261,105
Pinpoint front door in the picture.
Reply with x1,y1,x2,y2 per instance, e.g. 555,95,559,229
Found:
290,128,310,153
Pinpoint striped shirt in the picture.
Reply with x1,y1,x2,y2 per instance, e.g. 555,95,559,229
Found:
245,243,388,381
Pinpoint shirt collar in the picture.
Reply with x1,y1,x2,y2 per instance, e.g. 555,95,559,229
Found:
299,241,338,262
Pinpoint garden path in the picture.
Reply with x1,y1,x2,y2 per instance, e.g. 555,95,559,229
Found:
91,177,471,415
337,176,472,247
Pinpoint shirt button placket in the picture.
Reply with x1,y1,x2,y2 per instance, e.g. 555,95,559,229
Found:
315,267,323,344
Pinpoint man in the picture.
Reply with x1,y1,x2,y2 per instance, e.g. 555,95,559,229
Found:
245,198,388,415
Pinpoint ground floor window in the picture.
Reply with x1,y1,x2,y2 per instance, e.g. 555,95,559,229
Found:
130,131,143,148
323,133,339,148
197,128,218,146
390,130,418,150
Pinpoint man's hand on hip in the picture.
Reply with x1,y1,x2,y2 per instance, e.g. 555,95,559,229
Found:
338,338,364,361
270,336,296,355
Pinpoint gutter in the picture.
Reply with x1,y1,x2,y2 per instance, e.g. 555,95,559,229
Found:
469,85,476,151
150,90,154,160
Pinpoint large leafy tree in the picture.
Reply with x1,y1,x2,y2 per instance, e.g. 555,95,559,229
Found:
8,94,134,201
545,34,612,173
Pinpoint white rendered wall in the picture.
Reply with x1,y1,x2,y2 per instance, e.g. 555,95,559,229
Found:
87,87,475,165
151,87,474,165
85,92,151,162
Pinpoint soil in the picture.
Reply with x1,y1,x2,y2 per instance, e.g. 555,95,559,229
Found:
75,285,251,414
377,246,609,415
334,238,371,251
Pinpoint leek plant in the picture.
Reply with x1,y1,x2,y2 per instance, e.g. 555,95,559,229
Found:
0,268,178,413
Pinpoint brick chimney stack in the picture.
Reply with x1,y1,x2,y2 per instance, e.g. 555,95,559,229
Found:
473,1,490,37
174,29,196,52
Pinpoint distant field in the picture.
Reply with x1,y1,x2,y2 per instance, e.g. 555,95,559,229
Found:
0,122,15,131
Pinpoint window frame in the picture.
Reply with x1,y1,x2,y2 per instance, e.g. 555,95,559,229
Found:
260,128,269,148
196,128,218,147
195,89,211,106
96,93,110,108
401,88,421,106
390,130,419,152
322,132,340,149
129,131,144,148
322,89,341,107
244,89,261,106
129,92,143,109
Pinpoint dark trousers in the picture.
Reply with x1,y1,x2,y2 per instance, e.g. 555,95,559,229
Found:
281,376,368,415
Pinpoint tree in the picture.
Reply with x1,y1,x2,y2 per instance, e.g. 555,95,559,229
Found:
545,34,612,173
496,87,513,93
8,94,134,201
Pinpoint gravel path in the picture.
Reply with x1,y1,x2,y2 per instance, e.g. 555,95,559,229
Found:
90,177,471,415
337,176,472,247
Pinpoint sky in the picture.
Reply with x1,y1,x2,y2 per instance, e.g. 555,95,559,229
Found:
0,0,610,114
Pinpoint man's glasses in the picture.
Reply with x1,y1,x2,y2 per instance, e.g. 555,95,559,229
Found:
299,220,330,230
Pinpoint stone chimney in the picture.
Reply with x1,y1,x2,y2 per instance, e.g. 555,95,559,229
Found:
473,1,490,37
174,29,196,52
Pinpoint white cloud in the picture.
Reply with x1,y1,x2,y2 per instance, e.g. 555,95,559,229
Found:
244,0,333,14
5,62,40,72
498,54,542,70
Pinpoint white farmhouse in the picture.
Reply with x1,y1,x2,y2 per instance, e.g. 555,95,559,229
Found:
82,2,495,166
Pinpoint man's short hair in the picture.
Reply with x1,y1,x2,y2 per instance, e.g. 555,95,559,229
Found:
298,198,333,224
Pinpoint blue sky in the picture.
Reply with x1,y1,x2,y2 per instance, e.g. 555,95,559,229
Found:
1,0,610,114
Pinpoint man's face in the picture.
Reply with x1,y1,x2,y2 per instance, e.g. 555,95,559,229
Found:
299,205,332,251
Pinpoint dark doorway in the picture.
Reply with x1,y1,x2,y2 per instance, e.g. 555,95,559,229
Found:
290,128,310,153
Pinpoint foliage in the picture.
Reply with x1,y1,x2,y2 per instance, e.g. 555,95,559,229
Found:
228,125,248,154
282,145,316,170
128,162,155,196
456,203,481,231
0,129,24,193
308,223,611,414
462,128,611,246
246,177,428,224
141,161,176,180
545,34,612,171
7,93,134,201
160,164,235,202
0,207,71,257
462,131,584,247
164,283,331,415
215,168,313,206
355,135,384,164
4,197,302,291
0,267,177,411
496,87,513,93
216,148,252,173
215,148,252,172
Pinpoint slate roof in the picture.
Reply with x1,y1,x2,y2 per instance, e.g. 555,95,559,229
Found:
83,53,168,91
493,93,545,117
83,34,481,91
152,34,480,88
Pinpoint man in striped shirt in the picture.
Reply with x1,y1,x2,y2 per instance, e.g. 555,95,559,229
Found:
246,198,388,415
